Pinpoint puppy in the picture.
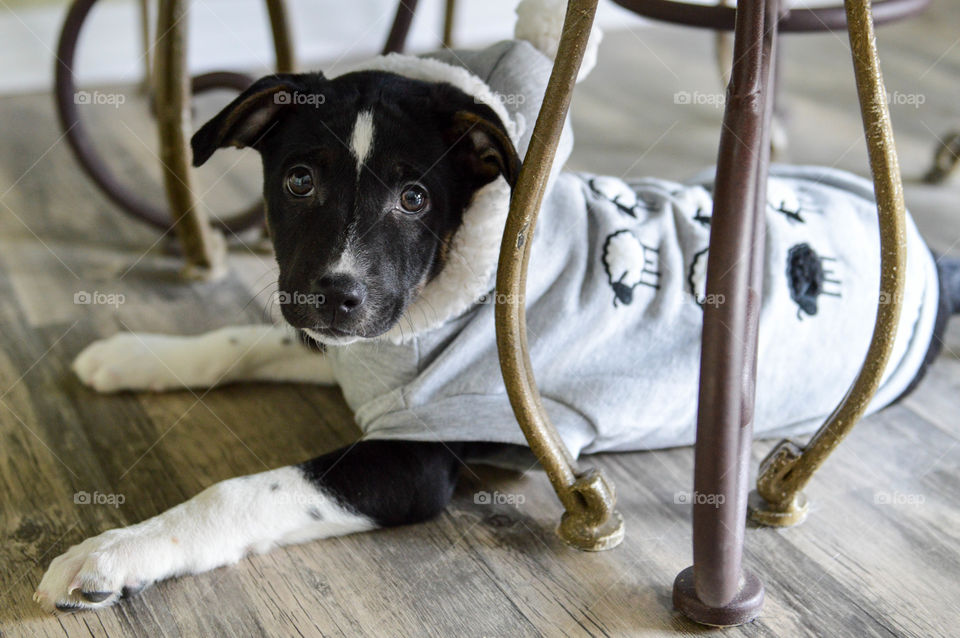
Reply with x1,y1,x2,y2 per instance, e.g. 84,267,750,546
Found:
36,40,959,612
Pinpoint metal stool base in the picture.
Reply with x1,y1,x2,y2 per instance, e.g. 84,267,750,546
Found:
673,567,764,627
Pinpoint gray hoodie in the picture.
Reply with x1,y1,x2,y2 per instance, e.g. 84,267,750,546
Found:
326,41,939,457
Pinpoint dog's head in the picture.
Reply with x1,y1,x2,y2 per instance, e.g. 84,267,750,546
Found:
192,70,520,345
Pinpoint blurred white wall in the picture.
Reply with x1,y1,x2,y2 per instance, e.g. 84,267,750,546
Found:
0,0,648,94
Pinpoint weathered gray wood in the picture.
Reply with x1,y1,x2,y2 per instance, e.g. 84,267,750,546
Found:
2,1,960,634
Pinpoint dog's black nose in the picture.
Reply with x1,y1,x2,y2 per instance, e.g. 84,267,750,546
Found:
315,273,367,316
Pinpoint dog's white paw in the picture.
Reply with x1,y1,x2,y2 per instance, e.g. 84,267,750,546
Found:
34,529,154,613
72,333,218,393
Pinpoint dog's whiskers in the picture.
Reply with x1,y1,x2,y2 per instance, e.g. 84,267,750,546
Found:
245,280,279,313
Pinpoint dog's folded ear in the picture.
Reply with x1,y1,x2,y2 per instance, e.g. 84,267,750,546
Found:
447,109,521,189
191,74,310,167
434,88,521,189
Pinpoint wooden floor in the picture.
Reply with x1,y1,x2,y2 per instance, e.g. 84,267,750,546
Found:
2,3,960,636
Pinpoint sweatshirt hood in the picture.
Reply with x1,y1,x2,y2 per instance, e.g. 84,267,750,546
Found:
337,41,574,344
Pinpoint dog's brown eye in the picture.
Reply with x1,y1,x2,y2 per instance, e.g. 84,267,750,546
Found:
285,166,315,197
399,184,428,214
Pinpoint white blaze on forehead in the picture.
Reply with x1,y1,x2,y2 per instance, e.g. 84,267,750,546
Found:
329,244,360,276
349,110,375,173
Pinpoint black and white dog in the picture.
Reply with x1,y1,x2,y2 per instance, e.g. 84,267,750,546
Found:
34,57,528,613
35,39,960,613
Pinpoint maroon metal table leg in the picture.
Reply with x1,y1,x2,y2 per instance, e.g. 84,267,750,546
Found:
610,0,928,32
672,0,780,626
383,0,419,54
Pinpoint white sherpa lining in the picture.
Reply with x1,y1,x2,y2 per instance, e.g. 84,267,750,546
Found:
336,54,518,344
343,54,519,144
515,0,603,82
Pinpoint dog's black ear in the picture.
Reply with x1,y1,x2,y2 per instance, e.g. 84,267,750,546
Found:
191,74,309,167
438,96,521,189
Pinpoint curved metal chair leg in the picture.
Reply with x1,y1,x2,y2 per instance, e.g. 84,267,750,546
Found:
56,0,292,239
495,0,624,552
749,0,908,527
154,0,226,279
672,0,777,626
769,47,789,158
924,130,960,184
265,0,295,73
138,0,152,94
442,0,457,48
712,0,735,87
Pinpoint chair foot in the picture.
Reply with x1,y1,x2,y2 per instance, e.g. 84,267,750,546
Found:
752,437,811,526
747,489,809,527
673,566,764,627
556,469,625,551
179,230,228,281
558,510,624,552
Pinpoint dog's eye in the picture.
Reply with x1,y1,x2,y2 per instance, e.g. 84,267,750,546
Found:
399,184,428,214
285,166,315,197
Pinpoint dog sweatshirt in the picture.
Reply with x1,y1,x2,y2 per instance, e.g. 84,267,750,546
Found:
324,41,940,457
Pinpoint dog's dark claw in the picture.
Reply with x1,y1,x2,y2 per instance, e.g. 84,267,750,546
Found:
80,590,113,603
55,602,84,612
121,583,146,597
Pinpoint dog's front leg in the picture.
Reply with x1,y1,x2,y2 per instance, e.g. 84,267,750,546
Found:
73,325,334,392
35,440,464,613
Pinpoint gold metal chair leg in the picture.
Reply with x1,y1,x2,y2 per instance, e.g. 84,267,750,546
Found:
442,0,457,48
155,0,226,279
924,130,960,184
265,0,295,73
495,0,624,552
138,0,153,94
712,0,735,88
749,0,908,526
